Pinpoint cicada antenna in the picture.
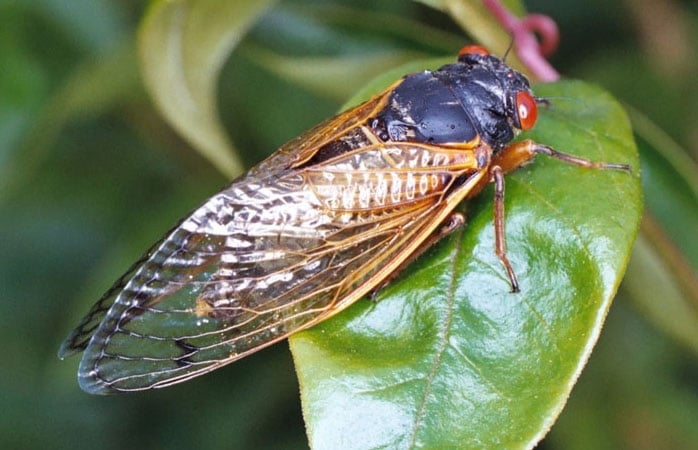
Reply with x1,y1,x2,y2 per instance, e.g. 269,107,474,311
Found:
534,96,580,110
502,34,515,62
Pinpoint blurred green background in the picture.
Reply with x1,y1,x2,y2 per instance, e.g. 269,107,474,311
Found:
1,0,696,449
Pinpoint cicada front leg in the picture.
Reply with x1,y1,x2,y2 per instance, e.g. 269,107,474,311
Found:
492,139,631,174
478,140,632,292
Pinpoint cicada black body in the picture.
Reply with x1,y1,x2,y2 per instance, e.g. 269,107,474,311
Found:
59,45,629,394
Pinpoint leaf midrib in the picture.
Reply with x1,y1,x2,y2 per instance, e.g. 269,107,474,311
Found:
405,226,464,449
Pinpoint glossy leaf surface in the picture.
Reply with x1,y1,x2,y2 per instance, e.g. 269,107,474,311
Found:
290,79,642,449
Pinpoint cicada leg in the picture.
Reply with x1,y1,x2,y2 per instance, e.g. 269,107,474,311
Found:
368,212,466,301
491,165,520,292
492,139,632,174
478,139,631,292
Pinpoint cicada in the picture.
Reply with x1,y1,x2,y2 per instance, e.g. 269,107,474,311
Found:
59,45,630,394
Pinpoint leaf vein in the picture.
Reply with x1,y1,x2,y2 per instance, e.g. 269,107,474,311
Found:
406,227,462,449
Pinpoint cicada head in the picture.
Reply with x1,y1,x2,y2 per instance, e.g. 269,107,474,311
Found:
455,46,539,149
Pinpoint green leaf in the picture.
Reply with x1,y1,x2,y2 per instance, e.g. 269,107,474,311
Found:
289,68,642,448
624,227,698,356
621,109,698,354
234,4,462,102
628,108,698,266
138,0,276,178
239,43,427,101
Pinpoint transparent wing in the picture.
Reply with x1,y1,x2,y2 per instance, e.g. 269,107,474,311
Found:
60,94,487,394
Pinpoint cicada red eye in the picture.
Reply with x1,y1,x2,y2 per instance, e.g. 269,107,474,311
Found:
515,91,538,130
458,44,490,58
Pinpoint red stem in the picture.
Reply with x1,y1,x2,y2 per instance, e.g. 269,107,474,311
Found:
482,0,560,82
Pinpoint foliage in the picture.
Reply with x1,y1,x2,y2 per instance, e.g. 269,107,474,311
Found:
1,0,695,449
